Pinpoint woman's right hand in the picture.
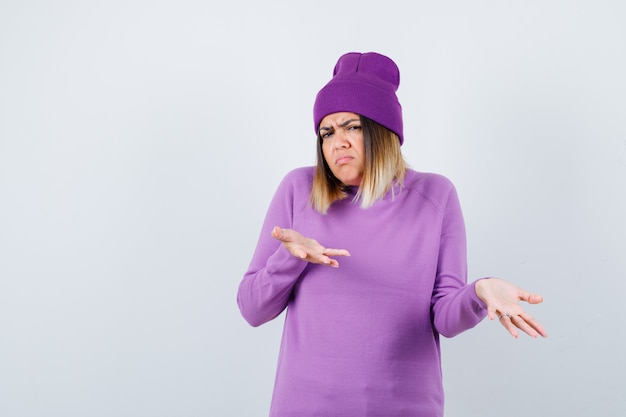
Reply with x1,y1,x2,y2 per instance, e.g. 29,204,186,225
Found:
271,226,350,268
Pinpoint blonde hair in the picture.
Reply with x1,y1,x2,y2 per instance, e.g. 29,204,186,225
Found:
310,116,407,214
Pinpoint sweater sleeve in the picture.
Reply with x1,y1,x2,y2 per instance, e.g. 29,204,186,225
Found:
430,181,488,338
237,171,310,327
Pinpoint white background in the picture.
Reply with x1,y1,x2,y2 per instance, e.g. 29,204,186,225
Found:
1,1,624,416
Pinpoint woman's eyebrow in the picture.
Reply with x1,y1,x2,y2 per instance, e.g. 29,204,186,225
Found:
320,119,360,131
319,118,360,133
338,119,360,127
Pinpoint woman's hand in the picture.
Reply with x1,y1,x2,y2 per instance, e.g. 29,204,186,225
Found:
475,278,548,339
271,226,350,268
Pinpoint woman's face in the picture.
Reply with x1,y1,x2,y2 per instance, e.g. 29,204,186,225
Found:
319,112,365,186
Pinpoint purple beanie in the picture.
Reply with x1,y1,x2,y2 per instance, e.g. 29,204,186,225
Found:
313,52,404,145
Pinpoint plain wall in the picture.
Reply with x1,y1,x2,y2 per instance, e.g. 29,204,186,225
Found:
1,1,624,416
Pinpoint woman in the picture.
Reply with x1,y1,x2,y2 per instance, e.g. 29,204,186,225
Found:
237,51,547,417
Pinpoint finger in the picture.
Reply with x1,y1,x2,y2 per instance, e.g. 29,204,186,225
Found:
518,288,544,305
314,253,342,267
518,312,548,338
322,248,351,257
324,257,340,268
271,226,288,241
510,315,539,338
498,315,519,338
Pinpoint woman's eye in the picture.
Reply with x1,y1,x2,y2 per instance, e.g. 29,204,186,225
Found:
321,131,333,139
347,125,361,131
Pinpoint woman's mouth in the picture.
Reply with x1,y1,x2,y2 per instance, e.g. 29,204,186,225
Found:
335,156,353,165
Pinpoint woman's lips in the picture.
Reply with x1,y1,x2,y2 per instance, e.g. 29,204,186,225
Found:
335,155,353,165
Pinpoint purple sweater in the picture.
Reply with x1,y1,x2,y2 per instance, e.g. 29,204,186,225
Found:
237,167,488,417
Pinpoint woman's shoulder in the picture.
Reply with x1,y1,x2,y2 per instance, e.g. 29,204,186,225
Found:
280,166,315,186
403,169,459,208
272,166,315,199
405,169,456,190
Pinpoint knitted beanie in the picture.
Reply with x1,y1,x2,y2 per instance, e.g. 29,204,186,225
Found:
313,52,404,145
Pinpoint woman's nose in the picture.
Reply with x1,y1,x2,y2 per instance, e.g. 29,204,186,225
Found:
334,130,351,148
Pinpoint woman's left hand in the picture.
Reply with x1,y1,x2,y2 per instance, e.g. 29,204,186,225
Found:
475,278,548,339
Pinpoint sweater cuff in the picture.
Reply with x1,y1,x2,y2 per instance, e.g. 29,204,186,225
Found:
470,279,489,312
267,244,309,277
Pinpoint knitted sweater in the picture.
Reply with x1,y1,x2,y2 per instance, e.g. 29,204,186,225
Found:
237,167,488,417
